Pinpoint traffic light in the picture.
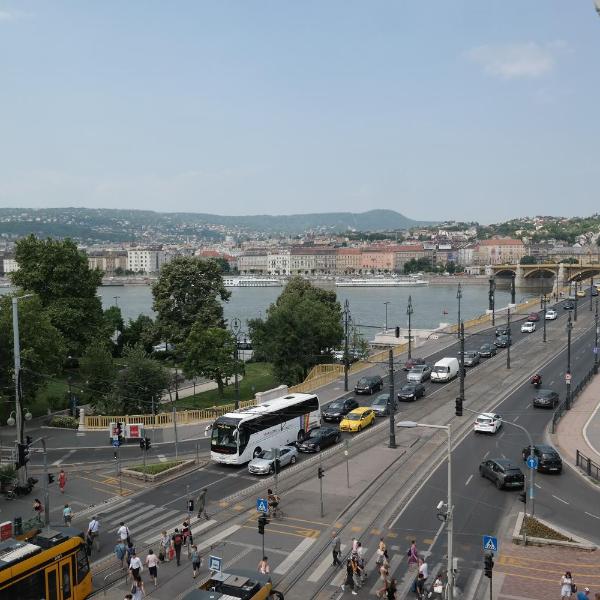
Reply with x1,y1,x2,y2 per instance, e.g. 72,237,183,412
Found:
140,438,145,450
17,442,30,468
144,437,151,451
258,514,269,535
484,552,494,579
48,473,55,484
455,397,463,417
318,467,325,479
187,499,194,513
395,326,400,338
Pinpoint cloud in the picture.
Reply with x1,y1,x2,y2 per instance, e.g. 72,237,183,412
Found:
466,41,567,79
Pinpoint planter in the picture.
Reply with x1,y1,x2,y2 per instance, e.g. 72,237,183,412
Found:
121,459,198,482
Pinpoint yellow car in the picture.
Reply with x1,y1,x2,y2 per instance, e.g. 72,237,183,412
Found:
576,289,586,298
339,407,376,432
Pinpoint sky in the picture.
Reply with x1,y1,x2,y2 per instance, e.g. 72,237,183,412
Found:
0,1,599,224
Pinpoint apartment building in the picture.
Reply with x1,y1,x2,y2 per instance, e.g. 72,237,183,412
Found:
391,244,427,270
475,239,526,265
361,247,395,273
127,247,167,273
2,257,18,274
237,250,268,274
87,250,128,274
335,247,362,274
267,249,291,275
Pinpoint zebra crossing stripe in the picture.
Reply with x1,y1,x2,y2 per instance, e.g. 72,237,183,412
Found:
308,544,346,582
126,506,177,528
141,519,217,545
107,503,149,525
274,538,316,575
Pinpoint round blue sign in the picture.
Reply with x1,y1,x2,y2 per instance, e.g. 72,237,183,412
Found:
526,456,538,469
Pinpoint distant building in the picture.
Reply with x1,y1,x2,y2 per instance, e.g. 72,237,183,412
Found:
127,247,167,273
267,249,291,275
335,247,362,275
87,250,128,274
3,257,18,273
475,239,525,265
457,245,476,267
238,250,268,275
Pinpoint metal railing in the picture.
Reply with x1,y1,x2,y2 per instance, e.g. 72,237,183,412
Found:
576,449,600,481
551,365,596,433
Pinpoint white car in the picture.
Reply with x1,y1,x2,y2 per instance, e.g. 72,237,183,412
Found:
545,309,558,320
474,413,502,434
521,321,536,333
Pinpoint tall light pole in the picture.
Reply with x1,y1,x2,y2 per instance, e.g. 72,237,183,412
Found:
384,301,390,332
506,307,511,370
488,277,496,326
230,317,242,410
343,300,351,392
387,349,396,449
590,277,594,312
407,295,413,360
398,421,454,600
541,295,547,343
574,279,579,322
594,298,598,375
566,312,573,410
456,284,462,339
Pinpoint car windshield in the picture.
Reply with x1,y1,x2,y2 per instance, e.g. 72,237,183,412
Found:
465,352,476,357
410,367,425,373
432,366,448,373
373,397,387,406
328,403,343,410
401,385,415,392
260,450,276,460
346,413,363,420
211,423,238,449
305,430,323,440
541,452,557,459
357,378,369,386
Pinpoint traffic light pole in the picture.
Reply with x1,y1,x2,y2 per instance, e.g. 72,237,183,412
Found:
542,295,547,343
506,307,511,370
407,296,413,360
566,313,573,410
12,296,26,487
343,300,350,392
42,438,49,528
388,349,396,449
318,452,324,518
594,298,599,375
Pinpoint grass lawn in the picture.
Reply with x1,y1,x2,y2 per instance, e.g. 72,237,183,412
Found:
128,461,185,475
175,362,277,410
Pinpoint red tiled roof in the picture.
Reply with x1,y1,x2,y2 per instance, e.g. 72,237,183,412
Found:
478,239,524,246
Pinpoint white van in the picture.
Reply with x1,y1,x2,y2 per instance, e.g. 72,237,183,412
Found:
430,357,460,382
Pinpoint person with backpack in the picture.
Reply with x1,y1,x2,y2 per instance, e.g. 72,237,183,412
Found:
130,575,144,600
63,504,73,526
172,528,184,566
191,544,201,578
182,521,193,557
114,540,127,568
159,530,171,562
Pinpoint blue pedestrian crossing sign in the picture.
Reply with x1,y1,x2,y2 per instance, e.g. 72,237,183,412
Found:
256,498,268,513
208,555,222,572
112,438,120,447
483,535,498,552
527,456,539,470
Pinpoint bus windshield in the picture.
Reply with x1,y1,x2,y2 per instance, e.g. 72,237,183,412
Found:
211,422,239,453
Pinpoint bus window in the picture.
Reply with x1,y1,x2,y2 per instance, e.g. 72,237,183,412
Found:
61,560,72,599
46,566,59,600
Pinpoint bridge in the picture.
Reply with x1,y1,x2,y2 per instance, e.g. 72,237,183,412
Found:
491,262,600,292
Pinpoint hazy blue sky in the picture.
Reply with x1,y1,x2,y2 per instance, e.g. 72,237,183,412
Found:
1,1,599,223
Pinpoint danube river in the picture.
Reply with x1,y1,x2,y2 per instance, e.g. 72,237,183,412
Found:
99,282,536,339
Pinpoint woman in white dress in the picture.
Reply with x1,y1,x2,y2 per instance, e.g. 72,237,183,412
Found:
560,571,573,599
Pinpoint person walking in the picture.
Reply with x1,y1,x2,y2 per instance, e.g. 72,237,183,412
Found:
33,498,44,523
197,488,209,520
331,533,342,567
386,578,397,600
126,541,136,570
415,573,426,599
418,557,428,583
430,575,444,600
63,504,73,526
172,528,184,566
159,530,171,562
182,521,193,557
576,589,590,600
114,540,127,568
258,556,270,575
356,542,367,582
130,575,145,600
58,469,67,494
407,540,419,567
351,556,362,590
561,571,574,599
341,558,358,595
87,516,100,552
117,522,131,545
191,545,201,578
376,559,390,598
145,549,159,586
128,551,142,581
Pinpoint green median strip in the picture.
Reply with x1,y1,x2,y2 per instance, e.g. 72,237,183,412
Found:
128,461,185,475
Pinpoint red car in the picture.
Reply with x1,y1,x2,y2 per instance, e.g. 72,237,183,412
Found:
403,357,426,371
527,313,540,322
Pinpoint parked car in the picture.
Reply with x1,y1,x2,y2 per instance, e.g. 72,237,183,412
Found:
521,444,563,473
564,301,575,310
371,393,396,417
494,334,511,348
322,398,359,422
479,458,525,490
527,312,540,322
473,413,502,434
521,321,536,333
339,407,376,432
533,388,559,408
248,445,298,475
460,350,480,367
479,343,497,358
354,375,384,395
430,357,459,382
298,427,341,452
403,357,426,371
397,382,426,401
495,326,510,337
545,309,558,320
576,289,586,298
406,365,431,383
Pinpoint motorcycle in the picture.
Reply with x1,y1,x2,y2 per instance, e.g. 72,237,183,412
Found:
531,376,542,389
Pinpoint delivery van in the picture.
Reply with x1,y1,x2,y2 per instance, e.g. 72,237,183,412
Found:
430,357,459,382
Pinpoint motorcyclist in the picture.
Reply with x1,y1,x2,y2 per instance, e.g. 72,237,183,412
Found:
531,373,542,386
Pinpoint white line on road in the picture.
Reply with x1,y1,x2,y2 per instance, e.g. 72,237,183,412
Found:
526,403,531,409
157,454,167,463
585,512,600,520
535,483,542,489
274,537,316,574
501,454,507,459
197,525,241,553
465,475,473,486
308,544,346,582
513,416,520,422
552,494,569,505
51,449,76,466
483,450,490,459
549,381,555,386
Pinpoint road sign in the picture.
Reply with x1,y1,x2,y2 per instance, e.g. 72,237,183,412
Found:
208,555,222,572
256,498,268,513
565,373,572,384
482,535,498,552
527,456,539,470
112,439,120,448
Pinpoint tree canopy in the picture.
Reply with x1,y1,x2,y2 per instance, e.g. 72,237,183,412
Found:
248,277,343,385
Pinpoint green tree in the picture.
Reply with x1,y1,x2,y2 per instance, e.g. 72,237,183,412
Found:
11,235,104,355
183,325,240,398
121,315,158,353
0,295,65,413
249,277,343,385
520,255,538,264
80,343,117,412
152,257,231,345
111,345,170,415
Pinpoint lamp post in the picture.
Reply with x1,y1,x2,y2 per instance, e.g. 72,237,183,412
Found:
594,298,599,375
343,300,351,392
506,307,511,370
566,312,573,410
384,301,390,333
387,349,396,449
541,295,547,343
407,295,413,360
488,278,496,326
397,421,454,600
574,280,578,322
590,277,594,312
456,284,462,339
230,317,243,410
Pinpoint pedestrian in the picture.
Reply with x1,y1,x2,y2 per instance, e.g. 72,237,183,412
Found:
123,595,133,600
128,551,142,581
191,544,201,578
117,521,131,545
431,575,444,599
561,571,574,599
415,573,426,599
197,488,209,520
407,540,419,567
352,537,359,555
63,503,73,526
356,542,367,581
331,533,342,567
33,498,44,522
114,540,126,568
126,541,136,569
182,520,193,556
172,528,184,566
341,558,358,595
258,556,270,575
130,575,144,600
351,555,362,589
145,549,159,586
576,588,590,600
376,538,387,566
376,559,390,598
418,557,428,583
58,468,67,494
386,578,397,600
159,530,170,562
87,516,100,552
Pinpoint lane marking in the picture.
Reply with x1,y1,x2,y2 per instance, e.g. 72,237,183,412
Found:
534,483,542,489
526,403,531,409
274,537,316,574
465,475,473,486
51,449,76,466
196,525,241,553
585,511,600,520
483,450,490,459
157,454,167,463
552,494,569,505
513,416,520,422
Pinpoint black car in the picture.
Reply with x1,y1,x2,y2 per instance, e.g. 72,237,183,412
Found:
494,335,511,348
460,350,480,367
495,326,510,337
371,393,397,417
354,375,384,395
564,301,574,310
479,458,525,490
397,383,426,402
479,343,497,358
533,389,559,408
521,445,563,473
322,398,359,422
298,427,341,453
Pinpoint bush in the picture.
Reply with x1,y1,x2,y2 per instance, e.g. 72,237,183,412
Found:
48,415,79,429
128,461,184,475
0,465,16,485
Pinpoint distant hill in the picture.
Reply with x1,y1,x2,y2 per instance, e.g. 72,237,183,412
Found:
0,207,429,242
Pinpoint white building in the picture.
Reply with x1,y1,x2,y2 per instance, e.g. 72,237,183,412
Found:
3,258,18,273
127,248,167,273
267,249,291,275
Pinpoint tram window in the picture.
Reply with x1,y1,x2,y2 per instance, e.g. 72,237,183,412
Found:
62,562,72,599
76,547,90,581
47,568,58,600
0,571,44,600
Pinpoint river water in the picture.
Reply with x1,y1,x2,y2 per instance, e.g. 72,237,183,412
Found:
99,283,536,339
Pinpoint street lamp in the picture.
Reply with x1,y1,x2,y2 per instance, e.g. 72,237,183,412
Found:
574,280,579,322
387,349,396,449
407,295,413,360
541,295,547,343
230,317,244,410
456,284,462,339
594,298,598,375
397,421,454,600
488,277,496,326
384,301,390,333
566,312,573,410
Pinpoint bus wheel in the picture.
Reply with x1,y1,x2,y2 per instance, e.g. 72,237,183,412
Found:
253,447,262,458
297,430,305,443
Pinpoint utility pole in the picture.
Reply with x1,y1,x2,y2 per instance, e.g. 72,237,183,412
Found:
506,307,511,370
590,277,594,311
566,312,573,410
542,294,547,343
318,452,324,518
594,298,599,375
458,322,465,407
488,277,496,326
384,301,390,332
388,349,396,449
574,280,578,322
230,317,242,409
446,425,454,600
456,283,462,339
343,300,350,392
172,402,179,460
407,295,413,360
42,438,49,528
510,272,516,305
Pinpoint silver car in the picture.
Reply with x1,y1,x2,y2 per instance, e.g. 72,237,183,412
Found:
407,365,431,383
247,445,298,475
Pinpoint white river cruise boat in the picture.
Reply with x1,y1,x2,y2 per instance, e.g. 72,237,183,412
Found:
223,277,283,287
335,277,429,287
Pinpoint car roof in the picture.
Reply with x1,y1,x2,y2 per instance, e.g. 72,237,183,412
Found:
348,406,371,415
535,444,557,452
477,412,498,419
536,389,556,395
492,458,517,468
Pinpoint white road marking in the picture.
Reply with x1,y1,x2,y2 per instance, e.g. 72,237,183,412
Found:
465,475,473,486
157,454,167,463
513,416,520,422
196,525,241,553
308,544,346,582
534,483,542,489
526,403,531,409
549,381,555,386
552,494,569,505
585,512,600,520
274,537,316,574
483,450,490,459
501,454,507,459
51,449,76,466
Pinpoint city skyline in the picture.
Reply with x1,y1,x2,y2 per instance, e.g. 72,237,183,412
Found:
1,2,599,221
